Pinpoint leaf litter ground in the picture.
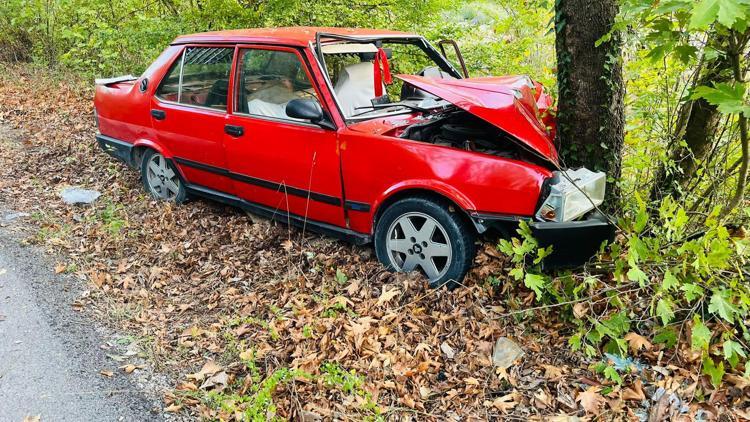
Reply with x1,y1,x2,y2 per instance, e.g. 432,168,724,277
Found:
0,67,744,420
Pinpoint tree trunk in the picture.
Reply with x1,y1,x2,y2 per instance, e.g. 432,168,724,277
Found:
649,37,734,203
554,0,624,203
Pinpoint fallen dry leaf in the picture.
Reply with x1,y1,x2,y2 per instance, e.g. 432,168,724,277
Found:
188,360,222,381
164,404,182,413
200,371,229,391
484,392,519,413
576,387,605,414
622,379,646,401
440,341,456,359
624,332,652,353
99,370,114,378
541,364,564,381
573,302,588,319
376,286,401,307
22,416,40,422
119,364,143,374
54,263,66,274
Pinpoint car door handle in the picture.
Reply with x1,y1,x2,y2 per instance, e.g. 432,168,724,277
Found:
151,109,166,120
225,124,244,137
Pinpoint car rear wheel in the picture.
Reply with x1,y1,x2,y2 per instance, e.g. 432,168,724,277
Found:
140,149,186,203
374,197,476,289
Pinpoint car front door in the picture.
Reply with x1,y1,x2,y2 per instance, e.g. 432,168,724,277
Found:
223,45,345,227
151,45,234,193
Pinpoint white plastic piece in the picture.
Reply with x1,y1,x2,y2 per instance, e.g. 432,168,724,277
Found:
321,43,378,54
536,168,606,222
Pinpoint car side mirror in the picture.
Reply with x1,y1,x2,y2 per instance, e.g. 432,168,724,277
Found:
286,99,334,130
139,78,148,93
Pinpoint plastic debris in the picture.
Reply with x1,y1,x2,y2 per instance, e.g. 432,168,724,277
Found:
60,187,101,205
492,337,524,369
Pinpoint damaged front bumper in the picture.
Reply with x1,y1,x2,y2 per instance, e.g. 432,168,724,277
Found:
472,213,615,269
529,215,615,269
472,167,615,269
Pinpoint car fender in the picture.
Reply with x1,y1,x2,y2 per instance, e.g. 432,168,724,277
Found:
133,138,172,158
372,179,477,225
130,138,189,181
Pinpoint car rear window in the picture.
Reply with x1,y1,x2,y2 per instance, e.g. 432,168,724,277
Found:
156,47,234,111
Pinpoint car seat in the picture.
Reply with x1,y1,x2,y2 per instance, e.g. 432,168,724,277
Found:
334,62,386,118
204,79,229,109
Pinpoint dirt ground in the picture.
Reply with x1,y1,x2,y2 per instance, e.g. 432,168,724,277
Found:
0,66,744,421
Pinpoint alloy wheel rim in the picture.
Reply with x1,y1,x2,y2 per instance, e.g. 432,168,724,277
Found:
386,212,452,281
146,154,180,200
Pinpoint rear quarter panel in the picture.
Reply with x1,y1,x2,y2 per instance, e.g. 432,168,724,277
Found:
339,130,552,234
94,45,182,153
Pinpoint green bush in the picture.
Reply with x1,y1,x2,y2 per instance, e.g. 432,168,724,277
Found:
500,197,750,387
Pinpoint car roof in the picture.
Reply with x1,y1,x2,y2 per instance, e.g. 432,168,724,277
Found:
173,27,419,47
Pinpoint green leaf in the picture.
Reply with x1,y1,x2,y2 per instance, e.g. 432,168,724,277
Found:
723,339,746,368
634,192,648,233
509,268,524,281
627,264,649,287
662,269,679,291
702,356,725,388
691,317,712,351
603,311,631,336
692,83,750,115
708,289,739,323
690,0,720,29
654,327,679,348
717,0,749,28
335,269,348,284
690,0,750,29
707,238,733,267
603,366,623,385
656,298,675,325
524,273,546,298
681,283,705,302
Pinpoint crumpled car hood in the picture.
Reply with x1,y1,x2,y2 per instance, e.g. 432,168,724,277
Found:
397,74,559,166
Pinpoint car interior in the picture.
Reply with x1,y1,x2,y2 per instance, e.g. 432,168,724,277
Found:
235,49,317,119
155,47,234,110
322,41,455,119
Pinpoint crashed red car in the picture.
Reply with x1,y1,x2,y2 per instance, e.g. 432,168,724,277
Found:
93,27,613,288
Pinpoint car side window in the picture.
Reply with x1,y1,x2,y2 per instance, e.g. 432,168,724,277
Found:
156,47,234,111
156,59,181,102
236,48,319,120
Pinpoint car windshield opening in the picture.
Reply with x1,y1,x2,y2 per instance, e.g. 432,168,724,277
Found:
320,39,457,121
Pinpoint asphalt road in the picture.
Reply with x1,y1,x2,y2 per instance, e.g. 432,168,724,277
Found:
0,218,160,422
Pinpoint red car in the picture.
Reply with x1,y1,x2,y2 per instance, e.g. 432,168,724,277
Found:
94,27,613,288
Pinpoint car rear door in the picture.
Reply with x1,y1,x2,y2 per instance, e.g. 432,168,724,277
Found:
223,45,346,227
151,45,234,193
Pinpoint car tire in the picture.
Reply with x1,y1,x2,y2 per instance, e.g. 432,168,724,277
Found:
140,149,186,203
374,196,476,289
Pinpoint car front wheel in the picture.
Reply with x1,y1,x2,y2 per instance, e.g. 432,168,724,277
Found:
374,197,476,289
140,149,186,203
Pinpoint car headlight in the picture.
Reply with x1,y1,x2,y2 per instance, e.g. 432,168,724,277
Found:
536,168,606,222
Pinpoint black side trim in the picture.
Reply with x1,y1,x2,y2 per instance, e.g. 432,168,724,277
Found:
344,201,371,212
470,211,527,223
96,134,134,167
186,184,370,245
174,157,341,206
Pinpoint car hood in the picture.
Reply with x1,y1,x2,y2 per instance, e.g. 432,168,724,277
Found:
398,75,559,165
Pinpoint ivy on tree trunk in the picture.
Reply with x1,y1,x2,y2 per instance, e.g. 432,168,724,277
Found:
554,0,624,203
